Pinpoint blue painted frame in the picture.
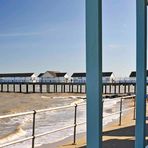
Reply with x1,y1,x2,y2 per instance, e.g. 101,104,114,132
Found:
135,0,147,148
86,0,102,148
86,0,147,147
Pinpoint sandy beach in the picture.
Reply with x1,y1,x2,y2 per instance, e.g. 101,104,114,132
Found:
0,93,86,148
38,98,139,148
40,109,136,148
0,93,139,148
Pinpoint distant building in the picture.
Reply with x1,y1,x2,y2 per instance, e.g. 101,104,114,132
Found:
71,73,86,83
103,72,115,83
71,72,115,83
38,73,44,77
129,71,148,82
38,71,69,83
0,73,36,82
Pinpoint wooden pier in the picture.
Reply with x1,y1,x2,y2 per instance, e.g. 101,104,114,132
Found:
0,82,138,94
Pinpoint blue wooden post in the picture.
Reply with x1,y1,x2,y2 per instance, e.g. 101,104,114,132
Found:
86,0,102,148
135,0,147,148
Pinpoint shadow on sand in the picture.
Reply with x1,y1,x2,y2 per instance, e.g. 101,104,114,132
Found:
78,124,148,148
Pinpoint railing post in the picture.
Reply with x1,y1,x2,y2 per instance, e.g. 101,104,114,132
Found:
73,104,77,145
32,110,36,148
119,98,123,126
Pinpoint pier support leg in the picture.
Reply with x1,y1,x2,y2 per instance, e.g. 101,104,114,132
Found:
7,84,9,92
128,84,130,94
72,84,73,93
13,84,15,92
114,84,116,94
33,84,35,93
124,85,126,94
26,84,28,93
20,84,22,93
64,84,65,93
109,84,111,94
40,84,42,93
0,84,1,92
119,85,121,94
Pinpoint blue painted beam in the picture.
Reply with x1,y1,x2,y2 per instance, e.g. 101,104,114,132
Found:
135,0,147,148
86,0,102,148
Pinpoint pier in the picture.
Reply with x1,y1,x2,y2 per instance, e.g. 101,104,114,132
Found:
0,82,138,94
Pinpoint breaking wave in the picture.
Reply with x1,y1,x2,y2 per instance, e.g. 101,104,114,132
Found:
0,125,26,145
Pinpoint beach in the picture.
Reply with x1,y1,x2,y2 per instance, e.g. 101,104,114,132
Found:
0,93,86,148
0,93,135,148
39,110,135,148
39,99,148,148
37,95,135,148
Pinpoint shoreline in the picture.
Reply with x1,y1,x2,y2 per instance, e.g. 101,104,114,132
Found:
37,132,86,148
0,93,134,148
38,98,135,148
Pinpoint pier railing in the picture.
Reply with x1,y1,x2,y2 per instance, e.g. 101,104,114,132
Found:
0,95,136,148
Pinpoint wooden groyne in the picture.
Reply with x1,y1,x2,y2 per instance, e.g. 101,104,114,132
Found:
0,82,137,94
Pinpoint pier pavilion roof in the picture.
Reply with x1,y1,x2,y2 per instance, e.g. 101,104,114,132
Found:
71,73,86,77
71,72,113,77
39,71,67,78
129,71,148,77
47,71,67,77
103,72,113,77
55,73,67,77
38,73,44,77
0,73,34,77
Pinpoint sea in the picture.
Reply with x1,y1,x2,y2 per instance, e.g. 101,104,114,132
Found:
0,95,126,148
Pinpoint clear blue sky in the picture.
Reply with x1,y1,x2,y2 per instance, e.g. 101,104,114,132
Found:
0,0,136,77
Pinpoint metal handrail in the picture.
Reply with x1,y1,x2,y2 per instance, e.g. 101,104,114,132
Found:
0,103,83,148
103,95,135,102
77,121,86,126
0,103,86,120
122,95,135,99
103,107,135,118
0,136,33,147
0,95,135,148
0,104,81,120
36,104,75,113
0,111,34,119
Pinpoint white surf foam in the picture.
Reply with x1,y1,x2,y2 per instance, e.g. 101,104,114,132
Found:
0,96,122,148
0,125,26,144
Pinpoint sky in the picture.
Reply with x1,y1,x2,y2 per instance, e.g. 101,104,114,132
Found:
0,0,136,77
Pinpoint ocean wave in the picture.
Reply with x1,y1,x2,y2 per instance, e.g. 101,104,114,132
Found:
0,125,26,145
68,96,86,99
52,96,68,99
41,96,52,99
9,114,33,127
